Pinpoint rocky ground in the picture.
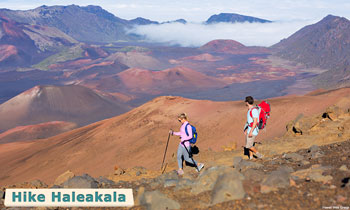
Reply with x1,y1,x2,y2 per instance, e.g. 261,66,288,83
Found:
1,105,350,210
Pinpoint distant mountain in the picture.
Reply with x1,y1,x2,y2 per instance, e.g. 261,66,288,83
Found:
162,19,187,24
0,85,130,133
0,5,135,43
0,15,77,69
272,15,350,88
129,17,159,25
206,13,272,24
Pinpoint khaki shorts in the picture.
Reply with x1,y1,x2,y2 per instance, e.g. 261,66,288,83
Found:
245,135,256,148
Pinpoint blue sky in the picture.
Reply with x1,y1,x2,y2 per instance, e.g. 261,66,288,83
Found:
1,0,350,22
1,0,350,46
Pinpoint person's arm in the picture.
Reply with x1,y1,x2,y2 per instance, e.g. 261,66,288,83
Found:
248,118,258,137
185,124,192,140
173,131,181,136
248,109,259,137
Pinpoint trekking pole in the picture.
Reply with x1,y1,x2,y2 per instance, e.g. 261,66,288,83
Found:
182,142,199,171
161,133,171,170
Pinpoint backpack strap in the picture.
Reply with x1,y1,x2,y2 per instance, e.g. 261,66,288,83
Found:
248,107,259,127
249,107,258,118
185,124,190,136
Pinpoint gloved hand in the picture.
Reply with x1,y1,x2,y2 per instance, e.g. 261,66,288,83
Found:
169,130,173,135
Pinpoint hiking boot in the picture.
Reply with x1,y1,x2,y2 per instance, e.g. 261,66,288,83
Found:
196,163,204,172
256,153,264,159
177,169,184,175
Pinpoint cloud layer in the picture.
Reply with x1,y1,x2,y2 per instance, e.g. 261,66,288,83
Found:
128,20,316,47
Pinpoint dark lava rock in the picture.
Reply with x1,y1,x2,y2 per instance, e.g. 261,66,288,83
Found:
164,179,178,188
261,167,291,193
30,180,48,188
242,168,266,182
233,156,263,172
96,176,116,188
63,174,98,188
283,153,305,162
138,190,181,210
191,166,243,195
211,169,246,205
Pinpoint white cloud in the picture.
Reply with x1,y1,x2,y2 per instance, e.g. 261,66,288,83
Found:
128,20,317,47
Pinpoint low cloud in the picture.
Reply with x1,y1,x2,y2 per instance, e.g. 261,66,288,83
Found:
128,20,317,47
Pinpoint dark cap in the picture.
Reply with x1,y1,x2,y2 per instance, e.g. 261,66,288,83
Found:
245,96,254,105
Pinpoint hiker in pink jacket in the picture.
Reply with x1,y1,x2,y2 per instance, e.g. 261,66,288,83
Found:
170,113,204,175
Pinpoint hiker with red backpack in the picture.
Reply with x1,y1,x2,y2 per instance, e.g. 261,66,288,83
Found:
169,113,204,175
244,96,270,160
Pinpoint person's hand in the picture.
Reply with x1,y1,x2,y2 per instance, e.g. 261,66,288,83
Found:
248,132,253,138
169,130,173,135
244,130,247,135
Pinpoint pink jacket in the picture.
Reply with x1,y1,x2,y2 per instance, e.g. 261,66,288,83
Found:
173,121,192,147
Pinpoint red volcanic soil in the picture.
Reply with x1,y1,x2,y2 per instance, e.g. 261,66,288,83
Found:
82,45,109,58
0,16,27,39
0,44,18,62
105,51,164,70
200,39,270,54
116,66,226,94
0,85,130,133
182,53,223,62
0,121,77,144
0,88,349,185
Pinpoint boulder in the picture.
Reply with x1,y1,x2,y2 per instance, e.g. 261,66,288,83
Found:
339,165,349,172
30,180,47,188
96,176,116,188
261,167,291,193
54,170,75,186
308,145,321,153
174,179,193,191
311,151,324,159
308,145,324,159
242,168,266,182
292,165,332,184
114,168,125,176
211,169,246,205
63,174,98,188
308,172,333,183
233,156,263,172
324,106,344,121
191,166,244,195
131,166,147,176
164,179,178,188
283,153,304,162
154,170,179,184
138,190,181,210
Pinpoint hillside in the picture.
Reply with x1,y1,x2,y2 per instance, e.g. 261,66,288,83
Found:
0,89,350,209
0,5,133,43
0,85,130,133
0,15,77,69
116,67,226,94
272,15,350,88
200,39,270,54
0,121,77,144
0,88,349,186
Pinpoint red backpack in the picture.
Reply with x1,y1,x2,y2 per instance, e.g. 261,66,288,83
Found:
249,101,271,130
